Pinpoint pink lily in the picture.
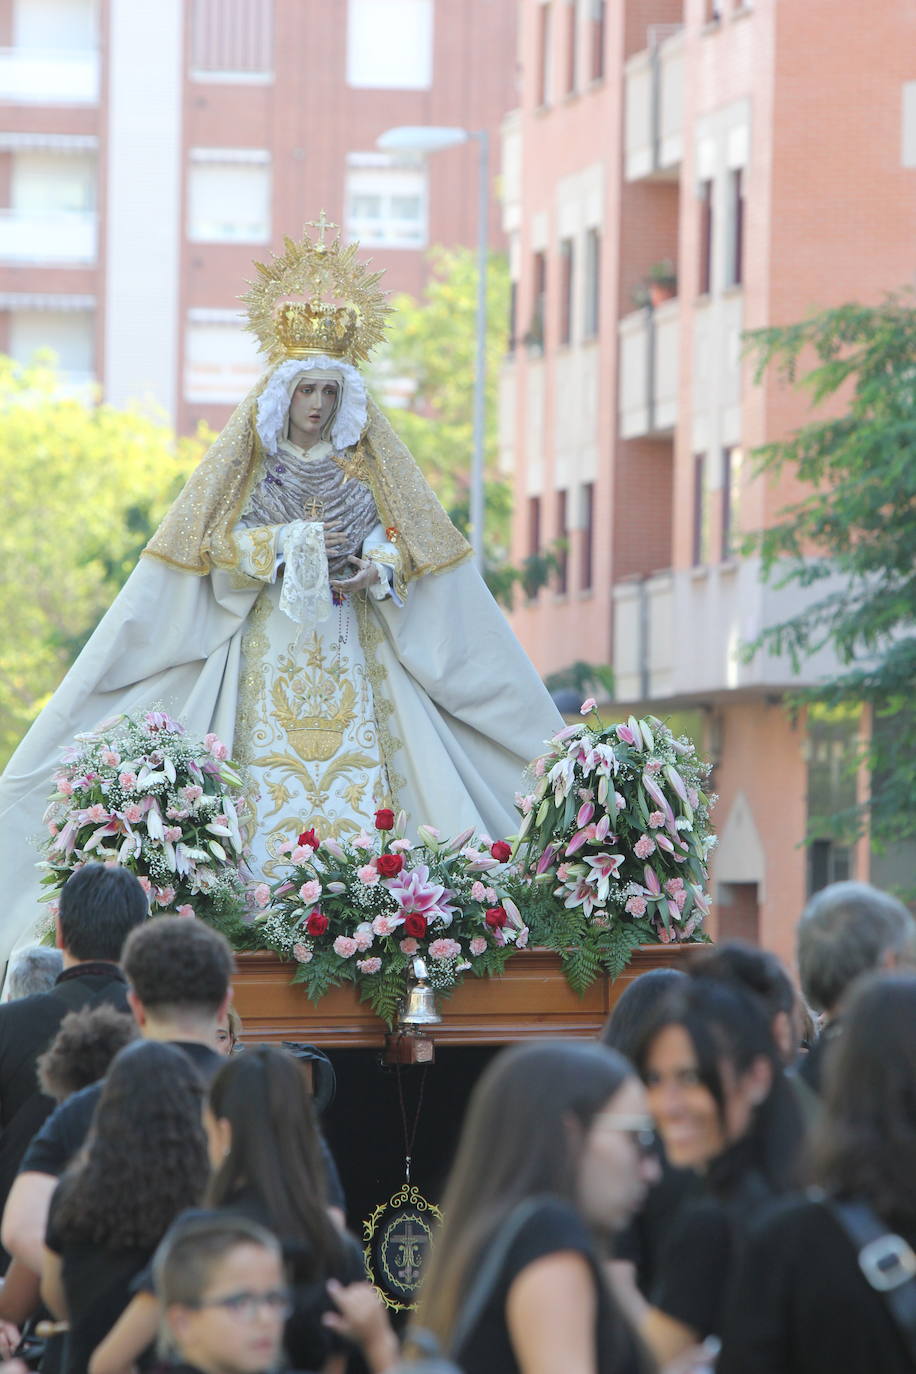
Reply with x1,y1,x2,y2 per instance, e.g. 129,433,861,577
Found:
656,834,675,853
535,843,557,876
576,800,595,828
643,865,661,896
583,852,625,903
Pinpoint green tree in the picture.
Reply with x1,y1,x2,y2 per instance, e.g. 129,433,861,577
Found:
743,295,916,853
376,247,562,606
0,357,206,767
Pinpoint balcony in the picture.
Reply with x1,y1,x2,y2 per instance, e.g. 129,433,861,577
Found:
613,562,846,705
0,210,97,264
624,26,684,182
618,299,679,439
0,48,99,104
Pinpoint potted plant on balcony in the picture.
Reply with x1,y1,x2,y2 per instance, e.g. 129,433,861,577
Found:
647,258,677,307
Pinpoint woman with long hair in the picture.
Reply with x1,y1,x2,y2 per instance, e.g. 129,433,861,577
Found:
412,1039,658,1374
625,975,805,1365
41,1041,209,1374
719,971,916,1373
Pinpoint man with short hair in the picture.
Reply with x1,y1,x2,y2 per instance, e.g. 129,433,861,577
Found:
1,916,233,1276
0,865,147,1265
5,947,63,1001
796,879,916,1092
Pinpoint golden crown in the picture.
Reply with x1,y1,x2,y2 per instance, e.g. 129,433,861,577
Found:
241,213,391,366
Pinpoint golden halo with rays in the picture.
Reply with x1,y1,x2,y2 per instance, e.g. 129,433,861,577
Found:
240,214,393,367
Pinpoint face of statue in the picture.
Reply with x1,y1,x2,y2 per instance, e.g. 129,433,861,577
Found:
287,377,340,449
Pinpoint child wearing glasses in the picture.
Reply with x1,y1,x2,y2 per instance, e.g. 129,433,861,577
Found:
154,1215,291,1374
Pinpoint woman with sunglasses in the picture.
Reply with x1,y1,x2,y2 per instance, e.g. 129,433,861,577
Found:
411,1039,659,1374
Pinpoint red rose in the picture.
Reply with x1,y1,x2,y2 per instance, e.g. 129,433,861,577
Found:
374,809,395,831
376,853,404,877
490,841,512,863
403,913,428,939
305,911,328,936
485,906,508,930
298,828,319,849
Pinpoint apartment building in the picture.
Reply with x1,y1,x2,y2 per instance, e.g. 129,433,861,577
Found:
0,0,516,433
501,0,916,962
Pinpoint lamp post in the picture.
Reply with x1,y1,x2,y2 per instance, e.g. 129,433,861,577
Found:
377,124,490,572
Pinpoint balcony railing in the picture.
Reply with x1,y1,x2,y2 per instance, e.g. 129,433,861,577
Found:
618,299,679,439
0,210,97,264
613,562,846,705
624,26,684,182
0,48,100,104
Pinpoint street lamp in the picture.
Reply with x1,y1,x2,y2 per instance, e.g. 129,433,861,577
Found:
377,124,490,572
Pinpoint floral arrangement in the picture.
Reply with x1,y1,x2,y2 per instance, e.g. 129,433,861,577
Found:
515,705,715,991
41,711,249,928
257,807,527,1024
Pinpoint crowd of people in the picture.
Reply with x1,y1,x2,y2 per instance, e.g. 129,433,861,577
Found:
0,866,913,1374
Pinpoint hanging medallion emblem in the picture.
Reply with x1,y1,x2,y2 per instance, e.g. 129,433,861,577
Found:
363,1182,441,1311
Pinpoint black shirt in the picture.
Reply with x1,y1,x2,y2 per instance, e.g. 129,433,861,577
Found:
651,1145,776,1340
46,1185,150,1374
20,1040,222,1179
456,1197,645,1374
0,963,129,1261
719,1194,916,1374
20,1042,347,1213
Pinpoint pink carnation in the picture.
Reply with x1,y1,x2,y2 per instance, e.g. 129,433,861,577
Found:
292,943,313,964
646,759,664,775
429,938,462,961
471,880,487,902
625,895,648,916
352,832,375,849
665,877,685,894
648,811,665,828
333,936,357,959
399,937,419,955
290,845,312,864
155,886,176,907
166,806,189,821
634,835,656,859
276,839,294,855
181,785,203,803
123,804,144,824
177,904,195,918
372,915,399,937
252,883,271,909
164,825,183,843
299,879,321,903
137,876,152,895
390,838,413,852
56,778,74,797
353,929,374,952
118,771,137,790
469,936,488,956
356,957,383,975
85,803,108,823
204,733,229,760
100,748,121,767
358,864,380,886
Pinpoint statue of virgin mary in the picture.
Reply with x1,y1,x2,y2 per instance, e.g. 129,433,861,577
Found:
0,222,561,955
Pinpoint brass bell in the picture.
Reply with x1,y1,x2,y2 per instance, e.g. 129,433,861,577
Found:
398,956,442,1028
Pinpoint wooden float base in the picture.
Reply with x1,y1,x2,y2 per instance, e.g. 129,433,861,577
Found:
233,945,691,1048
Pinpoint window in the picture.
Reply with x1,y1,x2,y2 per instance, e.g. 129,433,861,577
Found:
9,307,93,381
580,481,594,591
528,496,541,557
185,316,263,404
191,0,272,74
806,705,858,895
564,0,577,95
726,167,745,288
692,455,710,565
13,0,97,50
583,227,600,340
11,151,96,213
589,0,605,81
537,3,552,106
347,0,433,89
559,238,574,345
699,179,714,295
508,279,519,354
528,250,547,348
721,446,742,559
346,162,427,248
187,157,270,242
555,490,568,594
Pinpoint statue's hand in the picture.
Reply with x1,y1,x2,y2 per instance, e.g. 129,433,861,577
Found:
330,556,380,595
322,520,348,557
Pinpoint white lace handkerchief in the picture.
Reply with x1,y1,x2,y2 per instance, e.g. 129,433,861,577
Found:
278,520,332,628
